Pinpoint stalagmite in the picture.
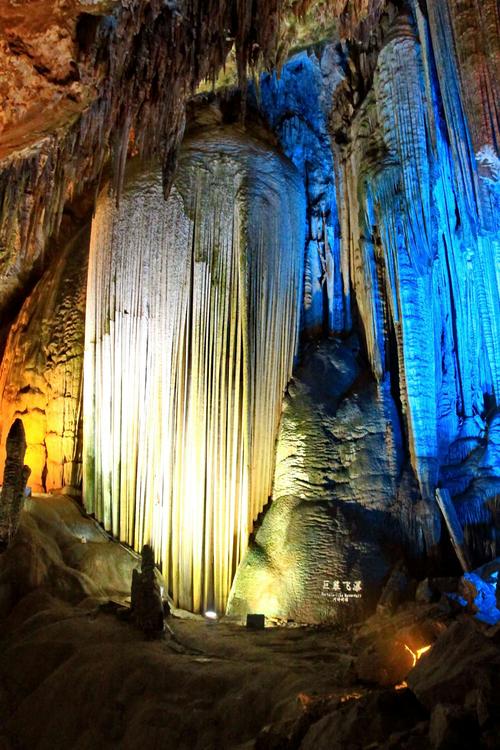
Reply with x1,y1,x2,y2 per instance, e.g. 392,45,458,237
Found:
84,131,305,613
131,545,165,638
0,419,30,550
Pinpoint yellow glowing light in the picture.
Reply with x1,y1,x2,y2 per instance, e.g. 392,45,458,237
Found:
403,643,432,668
339,692,363,703
298,691,362,711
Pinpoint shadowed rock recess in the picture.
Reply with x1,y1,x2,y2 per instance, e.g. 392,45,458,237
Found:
0,0,499,748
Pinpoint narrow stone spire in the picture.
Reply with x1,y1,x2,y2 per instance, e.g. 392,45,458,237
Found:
0,418,31,551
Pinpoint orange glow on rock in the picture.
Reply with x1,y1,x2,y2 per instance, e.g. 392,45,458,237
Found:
403,643,432,668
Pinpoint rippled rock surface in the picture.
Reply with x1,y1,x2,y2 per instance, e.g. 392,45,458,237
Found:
227,338,424,624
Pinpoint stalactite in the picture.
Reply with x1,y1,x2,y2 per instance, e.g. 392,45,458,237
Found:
258,50,348,336
83,132,305,613
0,0,300,320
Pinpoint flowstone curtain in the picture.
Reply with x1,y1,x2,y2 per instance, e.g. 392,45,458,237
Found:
83,133,305,612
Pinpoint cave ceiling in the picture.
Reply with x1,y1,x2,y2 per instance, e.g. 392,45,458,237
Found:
1,1,496,320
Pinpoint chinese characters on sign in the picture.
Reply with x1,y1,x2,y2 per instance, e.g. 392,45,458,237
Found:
321,579,363,602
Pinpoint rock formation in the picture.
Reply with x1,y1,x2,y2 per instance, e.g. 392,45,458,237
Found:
0,0,294,324
0,418,30,550
0,228,88,492
131,544,165,638
0,0,498,624
227,338,425,623
83,128,305,613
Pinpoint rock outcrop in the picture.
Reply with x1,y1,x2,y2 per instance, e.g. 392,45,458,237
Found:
0,418,30,550
227,339,425,623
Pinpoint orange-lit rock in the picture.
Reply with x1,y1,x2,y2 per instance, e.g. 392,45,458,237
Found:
0,228,88,492
0,0,118,137
355,638,415,687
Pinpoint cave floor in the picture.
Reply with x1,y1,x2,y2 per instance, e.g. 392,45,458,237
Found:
0,495,361,749
0,599,361,750
0,495,499,750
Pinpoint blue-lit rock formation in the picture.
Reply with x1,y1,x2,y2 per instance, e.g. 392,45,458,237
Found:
333,4,499,543
270,8,498,516
229,1,499,619
257,50,349,335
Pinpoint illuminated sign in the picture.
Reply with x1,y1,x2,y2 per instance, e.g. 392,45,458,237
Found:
322,579,363,602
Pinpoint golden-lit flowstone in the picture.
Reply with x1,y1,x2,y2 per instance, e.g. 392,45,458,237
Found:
0,229,88,492
83,131,305,613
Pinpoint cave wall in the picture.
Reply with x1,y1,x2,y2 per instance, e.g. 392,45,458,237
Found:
254,0,499,512
0,228,88,492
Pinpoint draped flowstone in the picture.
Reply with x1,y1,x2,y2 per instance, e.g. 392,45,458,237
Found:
335,8,500,508
83,133,305,613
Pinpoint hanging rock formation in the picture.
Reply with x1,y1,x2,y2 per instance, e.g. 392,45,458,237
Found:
332,2,499,516
0,0,293,323
84,129,305,613
257,49,348,335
